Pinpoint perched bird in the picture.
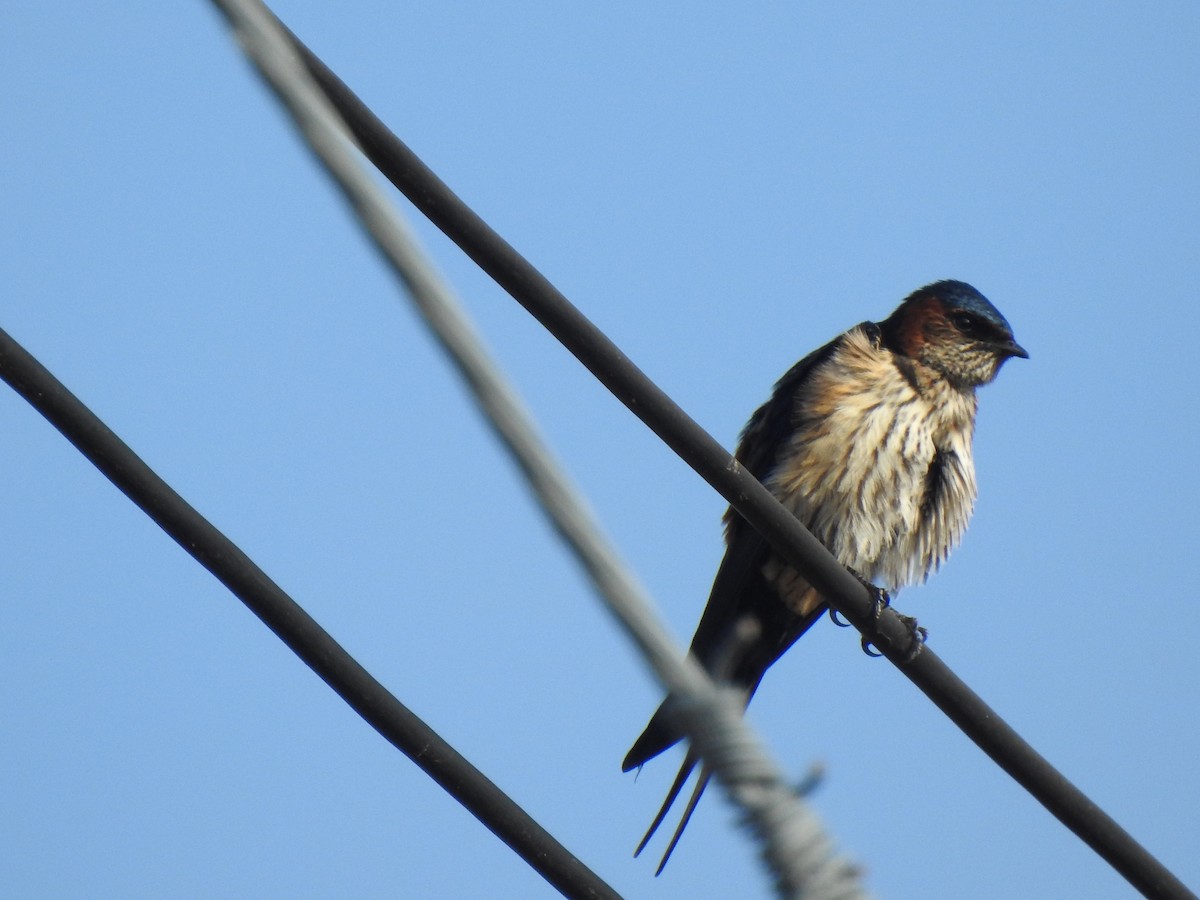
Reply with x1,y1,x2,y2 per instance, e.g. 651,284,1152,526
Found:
623,280,1026,871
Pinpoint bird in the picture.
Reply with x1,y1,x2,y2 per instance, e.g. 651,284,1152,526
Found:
623,279,1027,872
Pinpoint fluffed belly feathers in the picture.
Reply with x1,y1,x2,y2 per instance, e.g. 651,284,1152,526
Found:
763,327,979,599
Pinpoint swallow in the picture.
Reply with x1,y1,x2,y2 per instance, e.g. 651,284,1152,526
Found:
624,280,1027,871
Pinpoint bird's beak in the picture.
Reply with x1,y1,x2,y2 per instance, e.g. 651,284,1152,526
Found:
994,338,1029,360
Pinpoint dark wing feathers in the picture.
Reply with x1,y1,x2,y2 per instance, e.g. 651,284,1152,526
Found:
623,327,864,869
623,327,859,773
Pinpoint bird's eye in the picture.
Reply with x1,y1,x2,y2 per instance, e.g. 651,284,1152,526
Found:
950,312,984,338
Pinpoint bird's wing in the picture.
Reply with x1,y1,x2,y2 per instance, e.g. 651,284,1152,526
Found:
622,324,874,868
623,327,859,772
619,328,864,868
689,327,859,681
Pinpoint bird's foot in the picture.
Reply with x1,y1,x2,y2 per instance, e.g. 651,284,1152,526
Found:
895,614,928,662
862,611,927,661
835,570,926,661
831,569,891,630
854,573,893,656
859,583,892,656
846,574,926,661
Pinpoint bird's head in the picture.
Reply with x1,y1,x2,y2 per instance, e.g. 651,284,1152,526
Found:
881,280,1027,389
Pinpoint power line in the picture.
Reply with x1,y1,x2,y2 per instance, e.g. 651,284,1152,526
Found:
0,327,621,900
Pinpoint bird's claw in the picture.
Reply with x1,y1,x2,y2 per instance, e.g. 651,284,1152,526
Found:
848,575,926,661
860,634,884,658
858,577,892,656
898,615,928,662
862,612,927,660
840,569,891,628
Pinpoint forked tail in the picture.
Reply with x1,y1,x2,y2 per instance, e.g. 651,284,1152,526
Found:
632,748,713,875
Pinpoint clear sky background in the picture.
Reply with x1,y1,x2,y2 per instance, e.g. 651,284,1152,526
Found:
3,4,1198,898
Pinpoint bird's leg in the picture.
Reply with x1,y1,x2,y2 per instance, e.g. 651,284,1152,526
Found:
862,607,926,661
844,567,891,620
844,569,926,661
841,569,890,655
865,582,892,623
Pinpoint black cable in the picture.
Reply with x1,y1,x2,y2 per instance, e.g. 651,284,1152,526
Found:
280,23,1195,900
0,327,621,900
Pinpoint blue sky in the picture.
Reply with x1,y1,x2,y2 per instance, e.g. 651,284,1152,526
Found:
3,3,1198,898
